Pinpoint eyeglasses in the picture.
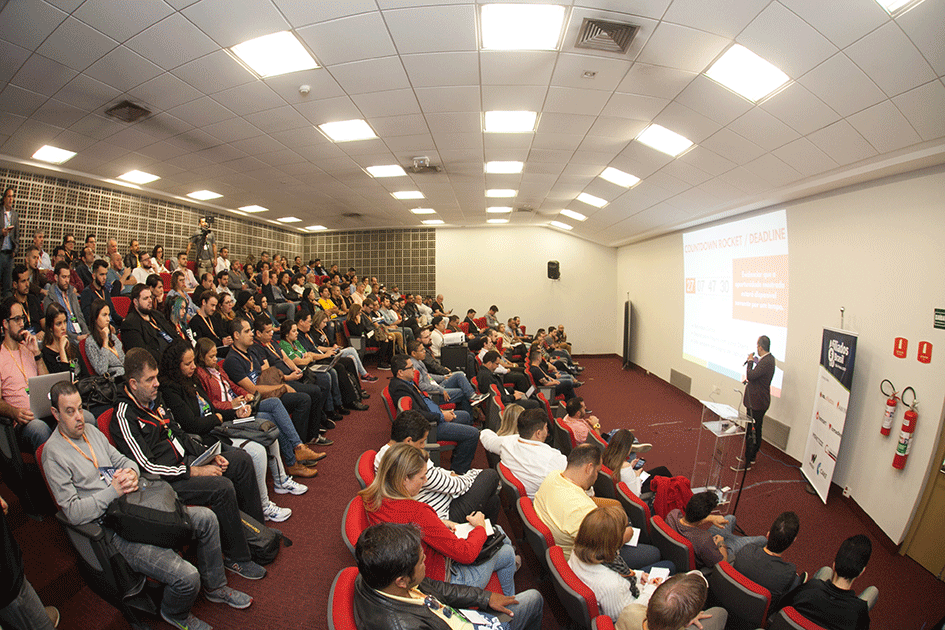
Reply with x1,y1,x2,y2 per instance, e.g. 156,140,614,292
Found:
6,315,25,323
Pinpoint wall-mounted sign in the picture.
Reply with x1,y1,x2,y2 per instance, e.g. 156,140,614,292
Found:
917,341,933,364
894,337,908,359
935,309,945,330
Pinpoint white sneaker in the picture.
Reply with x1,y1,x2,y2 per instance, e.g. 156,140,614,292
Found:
262,501,292,522
273,476,309,495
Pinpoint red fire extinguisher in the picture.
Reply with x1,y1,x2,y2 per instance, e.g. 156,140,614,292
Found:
892,398,918,470
880,379,898,436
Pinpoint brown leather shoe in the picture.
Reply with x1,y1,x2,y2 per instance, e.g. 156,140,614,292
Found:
286,463,318,478
295,444,327,462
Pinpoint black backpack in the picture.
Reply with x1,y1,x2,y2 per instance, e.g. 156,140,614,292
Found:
239,511,292,565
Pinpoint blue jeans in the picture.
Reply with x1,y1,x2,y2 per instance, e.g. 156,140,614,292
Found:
110,506,225,621
18,417,55,453
450,525,517,595
619,542,671,572
441,371,476,410
310,370,341,410
0,577,56,630
709,514,767,559
427,398,478,475
339,347,366,377
257,396,303,465
500,588,544,630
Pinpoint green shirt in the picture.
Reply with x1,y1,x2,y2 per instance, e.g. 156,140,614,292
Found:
280,339,305,360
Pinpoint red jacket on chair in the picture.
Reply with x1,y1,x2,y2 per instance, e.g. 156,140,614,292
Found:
650,475,694,519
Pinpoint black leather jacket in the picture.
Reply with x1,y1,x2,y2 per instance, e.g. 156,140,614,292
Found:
353,575,491,630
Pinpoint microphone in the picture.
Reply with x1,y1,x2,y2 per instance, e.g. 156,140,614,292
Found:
743,355,754,366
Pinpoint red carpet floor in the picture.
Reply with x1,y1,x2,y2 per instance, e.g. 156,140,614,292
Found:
3,355,944,629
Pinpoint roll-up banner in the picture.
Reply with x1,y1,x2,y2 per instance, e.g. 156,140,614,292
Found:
802,328,858,503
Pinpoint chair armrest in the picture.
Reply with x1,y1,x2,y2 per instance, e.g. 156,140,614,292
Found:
55,512,106,541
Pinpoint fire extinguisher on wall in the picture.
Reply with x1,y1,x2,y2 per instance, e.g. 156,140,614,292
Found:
893,396,918,470
879,379,899,436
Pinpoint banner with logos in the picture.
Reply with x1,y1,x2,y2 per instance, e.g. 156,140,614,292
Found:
802,328,858,503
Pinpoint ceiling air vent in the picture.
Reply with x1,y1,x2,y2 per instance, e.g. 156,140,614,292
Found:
574,18,639,54
104,100,152,123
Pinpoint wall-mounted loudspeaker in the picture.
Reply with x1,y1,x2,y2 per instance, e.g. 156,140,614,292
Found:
547,260,560,280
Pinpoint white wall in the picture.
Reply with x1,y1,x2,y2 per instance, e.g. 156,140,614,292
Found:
616,166,945,543
436,226,618,355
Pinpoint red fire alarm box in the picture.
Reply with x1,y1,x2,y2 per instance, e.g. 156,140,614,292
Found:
917,341,932,364
894,337,908,359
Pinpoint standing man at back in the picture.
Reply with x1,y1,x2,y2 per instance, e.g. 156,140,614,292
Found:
187,217,217,278
739,335,775,469
0,187,19,298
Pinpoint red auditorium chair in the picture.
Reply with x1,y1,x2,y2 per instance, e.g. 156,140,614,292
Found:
496,463,527,534
112,295,131,318
768,606,831,630
547,545,600,629
616,481,653,545
708,560,772,630
327,567,358,630
552,416,576,455
355,450,377,490
459,321,469,335
593,466,619,500
517,497,555,577
650,515,698,572
79,337,96,376
342,496,371,557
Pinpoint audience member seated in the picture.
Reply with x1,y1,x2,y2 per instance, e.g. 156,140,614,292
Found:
529,345,576,400
480,329,531,392
378,295,408,353
41,381,252,630
188,291,232,348
534,443,665,571
121,284,177,363
480,408,566,498
25,245,49,301
778,534,878,630
176,253,198,290
41,303,88,380
131,253,156,285
665,491,766,569
166,270,198,320
429,316,449,359
602,429,667,498
562,397,603,444
42,262,89,343
478,350,541,410
0,491,59,630
108,252,135,296
277,318,347,421
360,444,519,596
568,505,674,628
262,269,296,322
110,348,267,580
86,299,125,378
733,511,803,608
159,339,293,523
166,295,196,346
353,522,543,630
151,244,169,274
376,410,500,524
303,310,374,391
408,339,482,416
123,239,141,270
485,305,500,328
75,246,95,289
388,354,479,475
646,572,728,630
146,272,166,314
80,260,121,328
10,264,43,337
463,309,480,336
0,298,53,451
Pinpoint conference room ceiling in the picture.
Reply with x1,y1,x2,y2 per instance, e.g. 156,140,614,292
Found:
0,0,943,247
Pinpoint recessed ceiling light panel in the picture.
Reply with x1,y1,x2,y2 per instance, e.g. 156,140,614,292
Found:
410,208,436,215
485,161,524,174
305,225,327,231
875,0,926,15
117,170,160,185
560,209,587,221
487,218,510,224
318,119,377,142
481,4,566,50
576,192,607,208
550,220,573,230
230,31,318,78
705,44,790,102
486,189,517,198
421,219,444,225
239,205,268,213
486,206,513,214
635,124,694,157
392,191,425,200
187,190,222,201
484,111,537,133
32,145,76,164
366,164,407,178
600,167,641,188
276,216,302,223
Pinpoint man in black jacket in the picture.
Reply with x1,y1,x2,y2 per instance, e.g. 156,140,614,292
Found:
120,284,176,363
478,351,540,410
353,522,542,630
110,347,266,580
462,308,480,335
740,335,776,467
80,259,122,327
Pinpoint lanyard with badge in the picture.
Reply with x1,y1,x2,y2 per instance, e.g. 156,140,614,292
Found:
126,386,185,459
231,347,260,384
56,285,81,333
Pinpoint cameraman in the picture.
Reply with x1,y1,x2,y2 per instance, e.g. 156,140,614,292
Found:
186,216,217,277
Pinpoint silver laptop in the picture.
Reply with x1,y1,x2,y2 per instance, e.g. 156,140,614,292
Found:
28,372,73,419
308,352,342,373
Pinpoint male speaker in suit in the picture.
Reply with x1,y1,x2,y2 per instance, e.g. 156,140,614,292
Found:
741,335,775,467
0,187,19,299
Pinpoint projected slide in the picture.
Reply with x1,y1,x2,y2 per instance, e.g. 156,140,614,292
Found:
683,210,788,396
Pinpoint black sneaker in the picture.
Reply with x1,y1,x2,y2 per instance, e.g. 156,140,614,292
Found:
223,558,267,580
315,436,334,446
322,419,337,430
377,364,391,370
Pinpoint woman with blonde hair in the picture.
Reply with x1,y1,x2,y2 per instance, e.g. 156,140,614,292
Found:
359,443,519,596
602,429,672,498
497,403,524,436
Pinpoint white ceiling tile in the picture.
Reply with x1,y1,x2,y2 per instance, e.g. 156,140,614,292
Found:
618,63,697,100
352,89,422,118
588,116,644,142
414,86,480,113
550,54,631,92
74,0,173,43
137,112,193,140
295,95,362,125
271,0,378,28
78,140,128,164
401,52,478,88
108,126,160,151
480,51,556,86
50,129,100,153
698,175,746,204
0,40,31,87
243,106,310,134
652,101,721,144
675,75,753,126
577,134,631,153
771,137,838,176
369,114,430,137
738,2,837,78
663,0,768,39
727,107,799,151
298,13,397,67
424,112,481,133
659,159,713,186
439,148,484,164
181,0,290,48
544,86,610,116
847,100,921,154
212,82,285,117
202,117,264,143
892,80,945,141
896,0,945,76
799,53,885,117
36,17,118,72
481,85,547,112
742,153,803,187
42,0,84,13
125,13,218,71
601,92,668,121
537,112,596,136
230,134,284,155
168,96,235,127
265,70,345,104
700,128,765,165
637,22,730,74
0,1,67,50
530,129,581,150
529,148,576,164
719,165,769,194
807,120,878,166
84,46,164,92
330,57,411,95
760,81,840,135
129,72,203,112
12,54,77,97
383,5,477,54
0,85,48,118
431,132,482,150
68,113,125,141
779,0,888,49
483,133,533,154
172,50,254,94
845,21,936,97
31,98,87,128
